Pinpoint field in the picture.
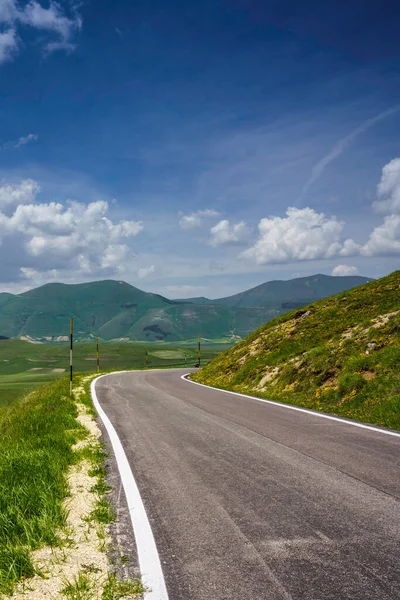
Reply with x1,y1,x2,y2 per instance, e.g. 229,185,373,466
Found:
0,340,227,408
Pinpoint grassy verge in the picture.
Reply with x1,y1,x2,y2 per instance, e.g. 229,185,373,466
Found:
0,377,82,595
0,374,145,598
192,271,400,430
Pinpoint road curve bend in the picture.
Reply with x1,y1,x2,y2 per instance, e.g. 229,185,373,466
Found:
94,369,400,600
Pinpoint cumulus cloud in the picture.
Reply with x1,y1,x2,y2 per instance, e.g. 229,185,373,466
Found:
331,265,359,276
0,0,81,63
0,179,40,209
179,208,219,229
373,158,400,214
137,265,155,279
0,179,143,277
209,219,249,246
360,214,400,256
241,207,349,264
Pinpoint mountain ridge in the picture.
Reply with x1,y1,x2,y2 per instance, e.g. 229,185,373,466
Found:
175,274,373,307
0,274,374,343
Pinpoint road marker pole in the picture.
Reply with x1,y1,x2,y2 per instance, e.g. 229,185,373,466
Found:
145,350,149,370
198,333,201,367
96,337,100,373
69,318,73,396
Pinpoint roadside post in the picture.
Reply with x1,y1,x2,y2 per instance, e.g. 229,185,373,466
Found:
69,318,73,396
198,333,201,367
96,337,100,373
145,350,149,369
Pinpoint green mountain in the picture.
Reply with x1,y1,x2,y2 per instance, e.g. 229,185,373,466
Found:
192,271,400,430
177,274,374,308
0,280,277,342
0,274,374,343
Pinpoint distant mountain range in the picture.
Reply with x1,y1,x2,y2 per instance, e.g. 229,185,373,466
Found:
0,274,373,343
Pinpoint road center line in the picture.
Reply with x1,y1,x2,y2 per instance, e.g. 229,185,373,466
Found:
182,374,400,439
91,373,169,600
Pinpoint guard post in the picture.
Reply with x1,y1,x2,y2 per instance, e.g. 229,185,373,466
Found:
69,318,73,396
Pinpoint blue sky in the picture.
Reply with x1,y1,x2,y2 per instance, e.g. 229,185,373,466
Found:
0,0,400,298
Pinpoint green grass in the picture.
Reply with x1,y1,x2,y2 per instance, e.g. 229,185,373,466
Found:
101,572,145,599
0,340,226,408
61,571,93,600
0,377,83,595
193,271,400,430
61,570,146,600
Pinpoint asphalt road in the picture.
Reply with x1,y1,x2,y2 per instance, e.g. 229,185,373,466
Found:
95,369,400,600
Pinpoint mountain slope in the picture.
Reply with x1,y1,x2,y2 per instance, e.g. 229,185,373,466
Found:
0,280,174,341
192,271,400,429
210,274,374,308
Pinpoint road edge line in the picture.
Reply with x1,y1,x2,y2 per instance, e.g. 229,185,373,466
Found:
181,374,400,438
91,373,169,600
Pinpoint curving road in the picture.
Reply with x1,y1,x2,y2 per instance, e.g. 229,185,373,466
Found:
94,369,400,600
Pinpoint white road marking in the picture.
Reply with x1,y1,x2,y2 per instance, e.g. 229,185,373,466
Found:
91,374,169,600
182,374,400,439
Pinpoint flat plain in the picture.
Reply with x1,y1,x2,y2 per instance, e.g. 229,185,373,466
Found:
0,339,226,407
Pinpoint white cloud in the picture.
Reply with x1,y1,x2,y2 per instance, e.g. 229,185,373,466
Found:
373,158,400,214
0,27,18,62
241,207,348,264
331,265,359,276
179,208,219,229
209,219,249,246
137,265,155,279
360,214,400,256
0,0,81,63
20,266,58,281
0,179,40,209
0,180,144,276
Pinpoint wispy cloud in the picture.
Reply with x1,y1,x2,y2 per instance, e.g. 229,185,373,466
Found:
179,208,219,229
1,133,38,150
0,0,82,63
0,28,18,63
300,105,400,199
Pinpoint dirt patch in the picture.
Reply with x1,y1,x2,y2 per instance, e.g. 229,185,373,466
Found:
361,371,376,381
257,367,280,389
371,310,399,329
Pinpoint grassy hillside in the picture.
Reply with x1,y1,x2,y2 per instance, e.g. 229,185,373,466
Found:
0,340,225,407
192,271,400,430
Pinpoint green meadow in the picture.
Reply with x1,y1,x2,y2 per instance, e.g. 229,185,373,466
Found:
0,340,227,408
